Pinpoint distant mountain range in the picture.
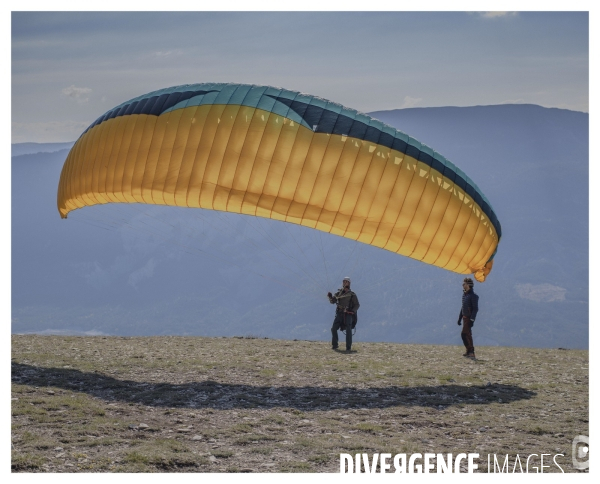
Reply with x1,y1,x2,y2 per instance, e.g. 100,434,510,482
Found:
11,104,588,349
11,142,74,157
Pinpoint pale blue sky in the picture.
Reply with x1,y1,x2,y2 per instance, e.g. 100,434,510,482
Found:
11,11,589,143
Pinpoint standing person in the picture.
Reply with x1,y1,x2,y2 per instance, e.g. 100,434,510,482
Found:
458,277,479,359
328,277,360,352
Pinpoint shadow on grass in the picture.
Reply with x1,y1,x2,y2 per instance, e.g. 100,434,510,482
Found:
12,363,535,410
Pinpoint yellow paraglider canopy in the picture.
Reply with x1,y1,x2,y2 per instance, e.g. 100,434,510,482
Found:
57,83,501,281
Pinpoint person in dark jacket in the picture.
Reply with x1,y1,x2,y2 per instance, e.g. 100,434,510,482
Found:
328,277,360,352
458,277,479,359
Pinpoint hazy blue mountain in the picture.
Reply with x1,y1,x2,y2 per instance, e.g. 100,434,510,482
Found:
11,104,588,348
11,142,75,157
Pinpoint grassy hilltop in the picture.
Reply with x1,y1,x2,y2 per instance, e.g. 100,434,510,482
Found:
11,335,588,473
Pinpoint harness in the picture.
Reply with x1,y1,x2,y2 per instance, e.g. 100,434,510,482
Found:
340,312,357,336
337,290,357,336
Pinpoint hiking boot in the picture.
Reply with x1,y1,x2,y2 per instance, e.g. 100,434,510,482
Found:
466,353,476,359
462,352,469,357
332,346,339,350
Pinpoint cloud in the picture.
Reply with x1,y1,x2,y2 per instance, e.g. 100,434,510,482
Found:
478,12,518,19
61,85,92,103
128,258,157,288
400,96,422,109
85,261,111,289
515,283,566,302
152,50,182,57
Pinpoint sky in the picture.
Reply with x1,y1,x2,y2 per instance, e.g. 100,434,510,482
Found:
11,10,590,143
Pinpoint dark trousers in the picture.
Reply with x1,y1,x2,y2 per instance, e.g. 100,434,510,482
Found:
331,311,352,350
461,319,474,354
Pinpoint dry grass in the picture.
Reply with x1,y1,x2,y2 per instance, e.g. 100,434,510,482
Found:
11,335,588,472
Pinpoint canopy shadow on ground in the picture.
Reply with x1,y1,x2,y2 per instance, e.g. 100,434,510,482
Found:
12,363,535,411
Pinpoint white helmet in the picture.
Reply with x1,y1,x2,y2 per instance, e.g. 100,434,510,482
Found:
343,277,351,283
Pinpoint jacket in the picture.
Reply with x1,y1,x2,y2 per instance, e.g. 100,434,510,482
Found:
459,288,479,322
329,288,360,313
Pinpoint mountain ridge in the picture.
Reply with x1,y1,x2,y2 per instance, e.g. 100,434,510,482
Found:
11,104,588,349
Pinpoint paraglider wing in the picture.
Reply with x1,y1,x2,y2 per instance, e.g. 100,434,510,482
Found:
57,83,501,281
